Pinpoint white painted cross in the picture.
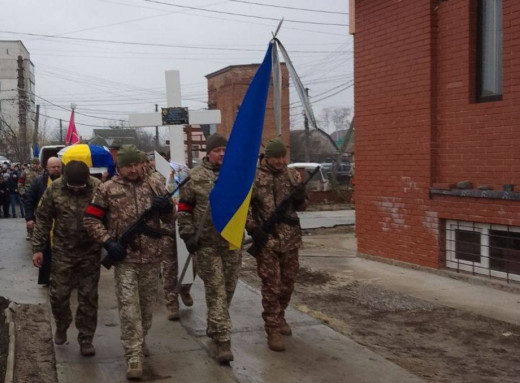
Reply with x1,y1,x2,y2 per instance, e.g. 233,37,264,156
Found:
129,70,221,284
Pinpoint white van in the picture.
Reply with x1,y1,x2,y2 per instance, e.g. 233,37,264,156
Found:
39,145,65,168
287,162,330,192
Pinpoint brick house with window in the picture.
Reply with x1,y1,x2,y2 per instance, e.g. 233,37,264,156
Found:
352,1,520,281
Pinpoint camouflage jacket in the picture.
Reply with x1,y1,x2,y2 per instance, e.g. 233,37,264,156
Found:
178,157,228,249
32,175,102,256
246,160,309,252
20,166,43,196
83,173,175,264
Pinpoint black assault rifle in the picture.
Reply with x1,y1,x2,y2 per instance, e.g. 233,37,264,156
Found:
101,176,191,270
246,166,320,257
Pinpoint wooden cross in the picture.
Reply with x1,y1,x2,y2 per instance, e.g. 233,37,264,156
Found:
129,70,221,284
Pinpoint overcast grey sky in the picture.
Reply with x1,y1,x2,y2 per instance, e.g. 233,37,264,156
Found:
1,0,352,139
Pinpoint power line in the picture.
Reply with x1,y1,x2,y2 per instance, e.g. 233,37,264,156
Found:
38,112,125,128
227,0,348,15
34,94,127,122
0,30,347,54
89,0,348,37
144,0,348,27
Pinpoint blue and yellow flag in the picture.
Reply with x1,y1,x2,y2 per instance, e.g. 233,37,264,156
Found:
210,42,273,249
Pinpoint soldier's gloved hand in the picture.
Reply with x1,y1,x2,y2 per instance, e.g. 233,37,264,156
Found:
249,227,268,247
103,239,127,262
292,185,307,203
184,236,200,254
151,195,173,214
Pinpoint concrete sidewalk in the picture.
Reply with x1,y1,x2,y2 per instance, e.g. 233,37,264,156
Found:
55,273,424,383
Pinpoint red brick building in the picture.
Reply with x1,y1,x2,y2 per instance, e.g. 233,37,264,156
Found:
352,0,520,281
206,64,291,156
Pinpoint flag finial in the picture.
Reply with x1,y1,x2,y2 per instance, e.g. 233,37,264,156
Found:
272,18,284,39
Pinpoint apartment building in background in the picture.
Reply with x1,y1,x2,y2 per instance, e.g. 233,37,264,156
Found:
0,40,35,159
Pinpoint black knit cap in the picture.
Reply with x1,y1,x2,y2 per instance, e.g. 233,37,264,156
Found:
64,160,89,186
206,133,228,153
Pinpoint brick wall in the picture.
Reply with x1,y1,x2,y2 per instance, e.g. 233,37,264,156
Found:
206,64,291,155
354,0,520,269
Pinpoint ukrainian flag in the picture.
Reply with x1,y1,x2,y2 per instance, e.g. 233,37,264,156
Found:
210,42,273,249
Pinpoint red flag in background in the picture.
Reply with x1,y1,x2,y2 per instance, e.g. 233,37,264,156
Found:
65,109,80,145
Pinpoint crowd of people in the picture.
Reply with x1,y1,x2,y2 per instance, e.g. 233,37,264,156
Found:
19,134,309,381
0,159,40,220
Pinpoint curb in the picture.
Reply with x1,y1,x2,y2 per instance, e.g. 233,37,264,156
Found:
4,302,17,383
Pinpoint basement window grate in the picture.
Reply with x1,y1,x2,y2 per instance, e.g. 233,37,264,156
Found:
446,220,520,283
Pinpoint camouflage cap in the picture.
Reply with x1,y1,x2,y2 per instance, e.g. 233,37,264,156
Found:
31,158,40,165
117,144,142,167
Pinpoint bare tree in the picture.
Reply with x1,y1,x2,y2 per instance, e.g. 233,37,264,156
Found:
318,107,351,134
136,130,156,152
0,114,20,160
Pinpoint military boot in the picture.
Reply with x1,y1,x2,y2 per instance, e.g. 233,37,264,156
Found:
180,288,193,307
167,307,180,321
267,332,285,352
80,342,96,356
215,340,234,364
54,327,67,345
280,319,292,336
126,359,143,380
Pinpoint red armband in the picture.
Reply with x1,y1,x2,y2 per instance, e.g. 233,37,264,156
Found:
177,200,194,212
85,204,105,220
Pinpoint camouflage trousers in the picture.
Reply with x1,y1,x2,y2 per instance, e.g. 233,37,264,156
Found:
160,235,194,310
49,251,101,344
196,246,241,342
114,262,160,362
256,248,299,334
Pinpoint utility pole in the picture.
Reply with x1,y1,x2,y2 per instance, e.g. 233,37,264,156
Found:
155,104,159,149
17,55,28,163
303,87,311,162
32,105,40,156
59,119,63,143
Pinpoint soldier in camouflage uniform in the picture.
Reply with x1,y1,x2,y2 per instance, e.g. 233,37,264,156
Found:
20,158,43,239
178,133,241,364
32,160,102,357
142,153,194,321
246,137,309,352
84,144,174,381
20,158,43,197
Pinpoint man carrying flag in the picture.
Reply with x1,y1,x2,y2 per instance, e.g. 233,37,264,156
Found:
177,133,241,364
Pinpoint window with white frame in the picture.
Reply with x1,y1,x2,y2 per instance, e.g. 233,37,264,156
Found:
446,220,520,282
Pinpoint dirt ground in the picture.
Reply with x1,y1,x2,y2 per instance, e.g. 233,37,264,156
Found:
0,297,9,383
239,226,520,383
0,301,57,383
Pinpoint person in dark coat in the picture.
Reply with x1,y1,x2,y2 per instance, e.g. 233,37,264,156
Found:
25,157,63,285
7,167,24,218
0,175,10,217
